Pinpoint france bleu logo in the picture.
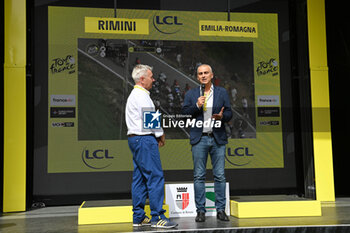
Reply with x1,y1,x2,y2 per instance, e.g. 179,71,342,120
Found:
143,110,161,129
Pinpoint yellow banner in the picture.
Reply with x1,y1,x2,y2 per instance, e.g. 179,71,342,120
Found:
199,20,258,38
49,7,281,172
85,17,149,35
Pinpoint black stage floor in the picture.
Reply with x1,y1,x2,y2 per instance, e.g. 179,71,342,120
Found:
1,197,350,233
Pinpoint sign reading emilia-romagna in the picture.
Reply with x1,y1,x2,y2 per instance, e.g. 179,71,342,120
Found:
48,7,283,173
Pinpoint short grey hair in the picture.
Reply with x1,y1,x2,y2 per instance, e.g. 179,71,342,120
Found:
197,64,213,74
132,64,153,83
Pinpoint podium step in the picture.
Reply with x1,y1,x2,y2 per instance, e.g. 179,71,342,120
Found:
78,200,169,225
230,196,321,218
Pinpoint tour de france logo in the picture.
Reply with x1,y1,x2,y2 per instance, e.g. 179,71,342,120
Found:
143,110,161,129
50,55,76,75
256,58,279,77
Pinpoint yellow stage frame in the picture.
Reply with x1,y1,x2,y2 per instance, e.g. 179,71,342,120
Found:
3,0,335,214
307,0,335,202
230,199,321,218
78,201,169,225
3,0,27,212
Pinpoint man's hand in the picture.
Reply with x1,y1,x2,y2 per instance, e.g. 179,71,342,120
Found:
212,107,224,120
157,134,165,147
197,96,206,108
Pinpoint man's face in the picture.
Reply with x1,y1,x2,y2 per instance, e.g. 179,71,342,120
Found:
142,69,155,90
197,65,213,85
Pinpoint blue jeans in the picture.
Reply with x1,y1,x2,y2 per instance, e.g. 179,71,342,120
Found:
191,136,226,213
128,135,166,223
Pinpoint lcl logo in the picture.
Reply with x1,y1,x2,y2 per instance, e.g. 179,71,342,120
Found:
153,15,183,34
225,147,253,166
81,147,114,169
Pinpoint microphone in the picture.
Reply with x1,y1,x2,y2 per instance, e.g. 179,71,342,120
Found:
201,84,205,96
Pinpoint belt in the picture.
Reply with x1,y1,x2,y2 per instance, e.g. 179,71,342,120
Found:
128,134,154,138
202,132,214,137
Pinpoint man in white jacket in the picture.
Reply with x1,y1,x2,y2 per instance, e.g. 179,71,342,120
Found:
125,64,177,229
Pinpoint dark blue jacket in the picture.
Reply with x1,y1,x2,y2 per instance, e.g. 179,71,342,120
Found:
182,85,233,145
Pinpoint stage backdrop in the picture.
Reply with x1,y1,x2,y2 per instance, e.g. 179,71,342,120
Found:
48,6,282,173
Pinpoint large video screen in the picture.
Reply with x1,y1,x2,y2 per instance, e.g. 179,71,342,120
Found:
48,7,282,173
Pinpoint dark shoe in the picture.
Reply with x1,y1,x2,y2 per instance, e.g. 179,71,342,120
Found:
217,210,229,221
195,212,205,222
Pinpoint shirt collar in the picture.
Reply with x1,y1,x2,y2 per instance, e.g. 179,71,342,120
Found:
134,85,150,95
200,84,214,93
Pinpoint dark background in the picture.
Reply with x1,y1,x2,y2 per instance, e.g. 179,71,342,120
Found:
30,0,311,206
325,0,349,196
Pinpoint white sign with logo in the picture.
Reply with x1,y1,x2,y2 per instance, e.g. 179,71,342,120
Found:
257,95,280,106
50,95,76,106
165,183,196,217
165,183,230,217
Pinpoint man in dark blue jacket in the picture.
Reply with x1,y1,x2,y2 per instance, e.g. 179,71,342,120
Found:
182,64,232,222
